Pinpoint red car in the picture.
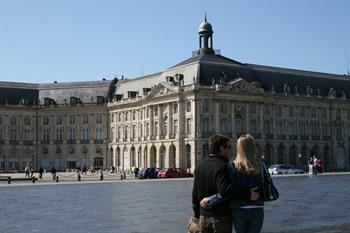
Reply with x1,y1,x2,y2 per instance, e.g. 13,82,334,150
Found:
158,168,193,178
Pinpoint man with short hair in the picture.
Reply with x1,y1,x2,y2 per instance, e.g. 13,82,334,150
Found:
191,134,259,233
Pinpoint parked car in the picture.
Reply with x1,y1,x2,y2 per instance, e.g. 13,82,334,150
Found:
138,168,159,179
268,164,305,175
158,168,193,178
137,168,148,179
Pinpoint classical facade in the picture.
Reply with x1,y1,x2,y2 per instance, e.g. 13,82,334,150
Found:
0,80,113,172
1,18,350,173
107,18,350,173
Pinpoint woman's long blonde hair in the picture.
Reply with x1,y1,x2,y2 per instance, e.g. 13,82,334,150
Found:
234,134,261,175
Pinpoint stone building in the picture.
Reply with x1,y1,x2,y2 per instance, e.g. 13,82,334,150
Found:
1,18,350,173
107,18,350,173
0,80,114,172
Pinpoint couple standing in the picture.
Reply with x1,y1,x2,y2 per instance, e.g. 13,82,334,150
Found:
191,134,267,233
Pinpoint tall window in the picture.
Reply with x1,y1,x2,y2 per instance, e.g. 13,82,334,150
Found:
155,122,159,136
96,115,102,123
250,119,257,135
300,107,306,117
69,128,76,140
10,129,16,141
276,106,282,117
201,117,210,134
43,116,49,125
220,101,227,113
24,129,30,141
164,120,168,136
311,107,317,118
117,127,121,139
82,128,89,140
220,118,228,134
202,100,209,112
24,116,31,125
235,118,243,135
0,115,2,125
263,104,270,115
264,120,271,135
288,106,294,117
132,111,136,120
186,118,192,134
125,112,129,121
83,114,89,124
56,116,62,125
154,107,159,116
132,125,136,138
95,128,103,140
336,109,341,121
139,124,143,137
0,129,2,140
146,123,150,136
288,122,294,135
173,120,178,134
94,157,103,167
56,129,63,141
250,103,256,114
300,121,306,136
277,121,284,135
10,116,16,125
111,127,115,140
69,115,75,124
43,129,50,142
174,103,178,114
124,126,128,139
187,102,191,112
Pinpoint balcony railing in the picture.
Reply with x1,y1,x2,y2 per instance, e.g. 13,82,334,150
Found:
322,136,331,141
265,134,274,140
300,136,309,140
67,140,76,144
289,135,298,140
94,139,103,144
277,135,286,140
9,140,18,145
23,140,33,145
80,139,90,144
41,140,50,144
54,140,63,144
0,140,5,145
311,136,320,141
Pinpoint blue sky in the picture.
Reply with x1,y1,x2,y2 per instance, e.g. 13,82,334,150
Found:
0,0,349,83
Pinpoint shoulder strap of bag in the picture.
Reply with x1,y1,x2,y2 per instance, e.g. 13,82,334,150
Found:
261,161,273,184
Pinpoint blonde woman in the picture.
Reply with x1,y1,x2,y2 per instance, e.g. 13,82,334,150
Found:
201,134,266,233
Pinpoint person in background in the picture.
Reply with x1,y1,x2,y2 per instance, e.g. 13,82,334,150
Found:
24,163,30,178
39,167,44,179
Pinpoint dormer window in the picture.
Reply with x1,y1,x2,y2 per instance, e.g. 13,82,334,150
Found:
97,96,105,105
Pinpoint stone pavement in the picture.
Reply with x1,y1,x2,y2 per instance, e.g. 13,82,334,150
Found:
280,224,350,233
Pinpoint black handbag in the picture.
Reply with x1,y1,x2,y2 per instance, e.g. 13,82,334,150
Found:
261,161,279,202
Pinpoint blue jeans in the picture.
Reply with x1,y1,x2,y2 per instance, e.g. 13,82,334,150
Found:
232,208,264,233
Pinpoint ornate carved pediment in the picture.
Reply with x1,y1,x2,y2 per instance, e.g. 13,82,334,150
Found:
219,78,264,95
143,83,177,99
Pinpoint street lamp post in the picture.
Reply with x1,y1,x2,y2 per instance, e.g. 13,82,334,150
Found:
298,154,302,167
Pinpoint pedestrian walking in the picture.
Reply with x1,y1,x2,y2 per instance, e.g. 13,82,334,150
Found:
313,156,318,175
30,166,34,177
39,167,44,179
191,134,259,233
51,167,57,180
24,163,30,178
308,157,314,175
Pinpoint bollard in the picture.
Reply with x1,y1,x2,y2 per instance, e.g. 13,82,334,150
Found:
100,173,104,181
8,177,11,184
77,173,81,182
120,174,123,180
32,176,36,183
56,176,59,182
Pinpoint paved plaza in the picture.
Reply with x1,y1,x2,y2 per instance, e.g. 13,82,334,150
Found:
1,173,350,233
